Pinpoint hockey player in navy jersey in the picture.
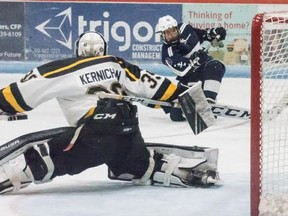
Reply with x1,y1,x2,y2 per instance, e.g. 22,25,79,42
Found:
157,15,226,121
0,31,219,194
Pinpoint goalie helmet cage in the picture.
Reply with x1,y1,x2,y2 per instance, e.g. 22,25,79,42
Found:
251,11,288,216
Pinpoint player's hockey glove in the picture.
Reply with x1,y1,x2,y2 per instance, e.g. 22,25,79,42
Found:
189,49,210,71
206,27,227,41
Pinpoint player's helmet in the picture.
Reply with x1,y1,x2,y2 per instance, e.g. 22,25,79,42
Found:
157,15,180,44
75,31,108,57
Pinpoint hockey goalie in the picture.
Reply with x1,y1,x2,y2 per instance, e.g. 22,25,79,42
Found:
0,31,219,194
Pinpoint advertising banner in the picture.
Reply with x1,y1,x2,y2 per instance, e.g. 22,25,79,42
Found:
25,2,181,62
0,2,24,61
183,4,258,66
1,1,288,76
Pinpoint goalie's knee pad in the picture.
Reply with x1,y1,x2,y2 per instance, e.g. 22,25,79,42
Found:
0,142,55,194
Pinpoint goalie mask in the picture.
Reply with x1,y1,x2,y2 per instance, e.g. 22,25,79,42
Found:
75,31,108,57
157,15,180,44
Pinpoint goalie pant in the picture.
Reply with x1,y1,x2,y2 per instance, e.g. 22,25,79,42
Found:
0,112,219,194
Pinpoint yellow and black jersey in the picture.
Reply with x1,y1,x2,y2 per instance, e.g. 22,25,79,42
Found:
0,55,184,126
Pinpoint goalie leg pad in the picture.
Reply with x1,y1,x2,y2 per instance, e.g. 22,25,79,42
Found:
0,142,55,194
108,143,219,187
24,142,55,184
146,143,219,172
152,154,218,187
0,154,33,194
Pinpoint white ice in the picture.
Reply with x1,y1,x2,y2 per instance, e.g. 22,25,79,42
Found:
0,74,250,216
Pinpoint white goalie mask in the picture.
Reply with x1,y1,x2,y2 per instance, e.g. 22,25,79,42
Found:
157,15,180,44
75,31,108,57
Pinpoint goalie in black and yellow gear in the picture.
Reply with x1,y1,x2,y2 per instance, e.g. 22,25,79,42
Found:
0,31,220,194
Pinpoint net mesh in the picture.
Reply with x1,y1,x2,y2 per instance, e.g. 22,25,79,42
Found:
259,12,288,216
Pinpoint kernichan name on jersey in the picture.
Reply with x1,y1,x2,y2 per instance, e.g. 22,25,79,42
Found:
79,68,121,85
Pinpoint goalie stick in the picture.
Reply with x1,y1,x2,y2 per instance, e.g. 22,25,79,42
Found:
98,82,216,135
0,113,28,121
97,92,251,120
97,90,288,123
97,86,251,120
0,127,71,166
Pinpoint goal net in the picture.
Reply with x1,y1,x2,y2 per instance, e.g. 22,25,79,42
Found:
251,11,288,216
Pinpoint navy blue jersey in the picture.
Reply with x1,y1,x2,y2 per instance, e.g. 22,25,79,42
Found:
161,23,210,77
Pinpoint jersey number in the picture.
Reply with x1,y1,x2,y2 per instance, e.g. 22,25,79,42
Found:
86,82,125,95
20,71,37,83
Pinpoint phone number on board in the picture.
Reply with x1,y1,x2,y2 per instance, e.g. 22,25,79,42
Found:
0,31,22,37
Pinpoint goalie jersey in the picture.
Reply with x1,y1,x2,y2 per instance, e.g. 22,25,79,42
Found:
0,55,184,126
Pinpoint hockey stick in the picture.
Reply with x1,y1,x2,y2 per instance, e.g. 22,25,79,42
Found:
96,92,251,120
97,90,286,122
0,113,28,121
98,82,216,135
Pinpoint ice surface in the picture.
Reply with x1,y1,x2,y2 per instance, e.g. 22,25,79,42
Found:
0,74,250,216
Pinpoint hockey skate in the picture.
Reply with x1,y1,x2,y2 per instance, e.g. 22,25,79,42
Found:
184,170,219,187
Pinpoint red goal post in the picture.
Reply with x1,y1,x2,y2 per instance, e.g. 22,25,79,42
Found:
251,11,288,216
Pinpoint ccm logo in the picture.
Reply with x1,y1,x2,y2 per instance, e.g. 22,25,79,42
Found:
212,106,250,119
123,97,145,103
94,113,117,119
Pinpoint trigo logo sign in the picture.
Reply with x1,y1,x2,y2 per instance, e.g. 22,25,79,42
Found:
35,7,162,54
35,8,72,49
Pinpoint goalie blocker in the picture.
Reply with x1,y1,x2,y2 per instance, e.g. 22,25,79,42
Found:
178,81,216,134
108,143,219,187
